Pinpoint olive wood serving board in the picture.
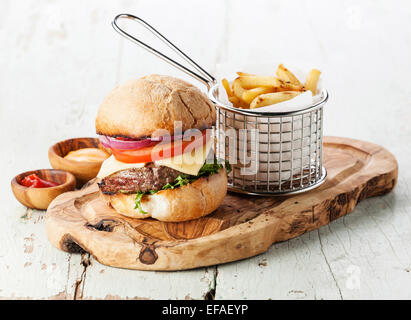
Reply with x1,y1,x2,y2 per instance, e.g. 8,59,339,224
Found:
45,137,398,271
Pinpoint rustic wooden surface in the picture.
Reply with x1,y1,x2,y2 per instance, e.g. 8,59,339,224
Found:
45,137,398,271
1,0,410,299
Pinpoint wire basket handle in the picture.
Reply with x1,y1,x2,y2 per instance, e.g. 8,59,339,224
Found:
112,14,216,89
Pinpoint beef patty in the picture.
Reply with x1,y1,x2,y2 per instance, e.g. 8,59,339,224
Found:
98,163,183,195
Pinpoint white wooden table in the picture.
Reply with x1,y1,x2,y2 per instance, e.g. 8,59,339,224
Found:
1,0,410,300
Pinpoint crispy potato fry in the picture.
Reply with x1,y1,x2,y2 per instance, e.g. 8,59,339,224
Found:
228,96,240,106
237,76,303,91
232,78,246,100
229,96,248,109
237,76,278,88
221,78,233,97
276,78,304,91
276,64,301,86
223,64,319,109
242,87,275,104
250,91,301,109
305,69,321,95
236,72,255,76
228,96,239,103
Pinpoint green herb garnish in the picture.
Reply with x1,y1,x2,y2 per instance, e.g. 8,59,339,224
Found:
198,162,223,177
174,174,190,187
134,192,147,214
162,174,190,191
162,182,175,190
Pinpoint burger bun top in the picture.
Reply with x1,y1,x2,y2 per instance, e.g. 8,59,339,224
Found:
95,74,216,139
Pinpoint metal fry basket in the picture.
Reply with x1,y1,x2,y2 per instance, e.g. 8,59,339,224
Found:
209,85,328,195
111,13,328,196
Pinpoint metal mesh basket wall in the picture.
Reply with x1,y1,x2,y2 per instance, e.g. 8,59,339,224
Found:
213,93,328,196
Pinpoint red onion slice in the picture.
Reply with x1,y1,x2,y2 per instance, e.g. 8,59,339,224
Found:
98,135,112,149
98,134,184,150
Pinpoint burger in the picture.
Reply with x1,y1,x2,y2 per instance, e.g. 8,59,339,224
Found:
95,74,229,222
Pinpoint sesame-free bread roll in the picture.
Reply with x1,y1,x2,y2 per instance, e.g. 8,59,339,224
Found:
96,75,216,139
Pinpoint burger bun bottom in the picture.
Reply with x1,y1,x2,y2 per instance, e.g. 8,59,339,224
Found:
100,169,227,222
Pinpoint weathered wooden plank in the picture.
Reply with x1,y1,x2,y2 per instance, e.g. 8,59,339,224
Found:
215,231,342,300
213,0,411,299
2,0,411,300
0,207,71,299
215,187,411,299
79,261,216,300
0,0,121,299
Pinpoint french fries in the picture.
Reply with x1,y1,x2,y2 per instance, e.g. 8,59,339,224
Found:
229,96,249,109
232,78,246,100
242,87,275,104
250,91,301,109
276,64,301,86
236,76,279,89
222,78,233,97
236,72,255,76
305,69,321,95
237,76,303,92
221,64,321,109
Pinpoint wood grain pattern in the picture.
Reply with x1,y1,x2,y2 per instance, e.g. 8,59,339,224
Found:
48,137,110,188
45,137,398,270
11,169,76,210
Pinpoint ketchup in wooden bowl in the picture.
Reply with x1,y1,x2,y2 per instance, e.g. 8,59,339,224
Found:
20,173,59,188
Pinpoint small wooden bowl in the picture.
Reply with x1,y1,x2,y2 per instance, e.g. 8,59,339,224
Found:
11,169,76,210
48,137,109,187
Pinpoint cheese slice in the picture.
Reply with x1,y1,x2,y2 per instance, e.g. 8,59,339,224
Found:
97,155,146,178
155,140,213,176
97,140,213,178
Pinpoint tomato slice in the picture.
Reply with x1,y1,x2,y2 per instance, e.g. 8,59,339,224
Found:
111,130,210,164
114,136,135,141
